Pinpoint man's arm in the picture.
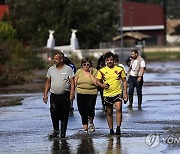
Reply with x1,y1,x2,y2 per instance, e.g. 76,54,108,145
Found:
95,71,109,89
96,78,109,89
43,78,51,104
69,77,75,101
121,77,128,101
137,67,145,82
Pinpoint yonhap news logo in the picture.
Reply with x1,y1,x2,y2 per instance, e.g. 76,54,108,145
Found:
145,133,180,148
145,133,160,148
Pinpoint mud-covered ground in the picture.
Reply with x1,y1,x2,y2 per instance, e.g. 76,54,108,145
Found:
0,61,180,154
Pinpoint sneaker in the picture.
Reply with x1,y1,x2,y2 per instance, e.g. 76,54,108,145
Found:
115,128,121,135
110,129,114,135
49,131,59,138
89,123,95,132
84,130,88,134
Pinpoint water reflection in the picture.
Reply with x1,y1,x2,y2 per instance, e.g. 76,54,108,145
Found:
77,138,95,154
51,139,70,154
106,136,122,154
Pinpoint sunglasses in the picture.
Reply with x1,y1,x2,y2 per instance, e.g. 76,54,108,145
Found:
82,63,91,67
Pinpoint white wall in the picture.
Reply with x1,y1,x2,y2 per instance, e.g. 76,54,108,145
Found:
167,35,180,45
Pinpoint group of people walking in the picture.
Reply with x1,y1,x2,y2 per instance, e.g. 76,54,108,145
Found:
43,50,146,139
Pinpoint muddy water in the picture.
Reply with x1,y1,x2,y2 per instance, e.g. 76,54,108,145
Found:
0,61,180,154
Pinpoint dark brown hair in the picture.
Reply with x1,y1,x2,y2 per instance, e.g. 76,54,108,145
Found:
131,49,139,54
81,57,92,67
104,52,115,60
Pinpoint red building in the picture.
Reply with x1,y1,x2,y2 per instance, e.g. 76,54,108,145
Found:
0,5,9,20
120,1,166,46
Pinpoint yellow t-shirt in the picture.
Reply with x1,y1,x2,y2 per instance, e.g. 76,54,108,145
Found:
96,65,126,97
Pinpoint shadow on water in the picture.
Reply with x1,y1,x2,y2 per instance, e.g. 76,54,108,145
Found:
76,137,95,154
105,136,122,154
51,139,70,154
50,136,123,154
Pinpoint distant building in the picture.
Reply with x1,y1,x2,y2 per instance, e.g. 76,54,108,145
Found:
166,19,180,45
116,1,166,46
0,4,9,20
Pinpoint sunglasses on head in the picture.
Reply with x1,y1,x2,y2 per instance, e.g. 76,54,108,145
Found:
82,63,90,67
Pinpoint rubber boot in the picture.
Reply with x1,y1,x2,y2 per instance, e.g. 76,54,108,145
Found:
138,95,142,110
128,94,133,109
49,130,59,139
61,120,68,138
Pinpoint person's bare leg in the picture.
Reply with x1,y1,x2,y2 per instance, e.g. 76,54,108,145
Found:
115,101,122,135
88,116,93,124
115,101,122,127
88,116,95,132
106,106,113,129
106,106,114,134
83,124,88,132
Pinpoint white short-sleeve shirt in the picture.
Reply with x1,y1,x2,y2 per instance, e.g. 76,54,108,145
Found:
130,59,145,77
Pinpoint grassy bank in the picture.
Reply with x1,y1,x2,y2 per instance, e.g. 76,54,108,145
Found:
144,51,180,61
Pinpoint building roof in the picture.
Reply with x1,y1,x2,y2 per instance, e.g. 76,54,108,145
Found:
113,32,150,41
0,5,9,20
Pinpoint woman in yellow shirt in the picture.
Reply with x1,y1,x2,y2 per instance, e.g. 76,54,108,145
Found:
74,58,98,133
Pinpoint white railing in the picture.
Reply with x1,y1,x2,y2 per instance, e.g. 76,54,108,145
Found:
63,45,142,61
38,45,142,62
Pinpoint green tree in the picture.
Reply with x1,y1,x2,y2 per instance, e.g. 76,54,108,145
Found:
6,0,119,48
0,21,16,40
167,0,180,18
0,21,16,65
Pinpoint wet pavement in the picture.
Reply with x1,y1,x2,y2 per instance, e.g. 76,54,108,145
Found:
0,61,180,154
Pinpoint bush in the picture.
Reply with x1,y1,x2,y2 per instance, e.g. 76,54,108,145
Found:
0,21,16,40
0,65,32,86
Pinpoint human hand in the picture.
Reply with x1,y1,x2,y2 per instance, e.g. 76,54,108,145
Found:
103,83,110,89
43,95,48,104
123,93,128,104
137,76,142,82
89,67,93,74
70,95,75,102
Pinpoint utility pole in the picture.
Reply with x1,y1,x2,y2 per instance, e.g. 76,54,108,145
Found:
120,0,124,56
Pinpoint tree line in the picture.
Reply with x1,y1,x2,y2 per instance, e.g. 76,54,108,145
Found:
4,0,119,49
0,0,179,86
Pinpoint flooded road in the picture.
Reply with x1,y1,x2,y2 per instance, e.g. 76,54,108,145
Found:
0,61,180,154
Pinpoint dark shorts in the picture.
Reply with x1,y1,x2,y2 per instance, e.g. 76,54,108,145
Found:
104,94,122,106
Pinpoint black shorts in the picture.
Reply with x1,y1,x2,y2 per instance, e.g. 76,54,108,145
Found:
104,94,122,106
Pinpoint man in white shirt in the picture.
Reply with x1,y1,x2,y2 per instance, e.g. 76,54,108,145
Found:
127,50,146,110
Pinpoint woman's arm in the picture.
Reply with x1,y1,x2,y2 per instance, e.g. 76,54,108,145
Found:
74,76,78,88
89,72,98,86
